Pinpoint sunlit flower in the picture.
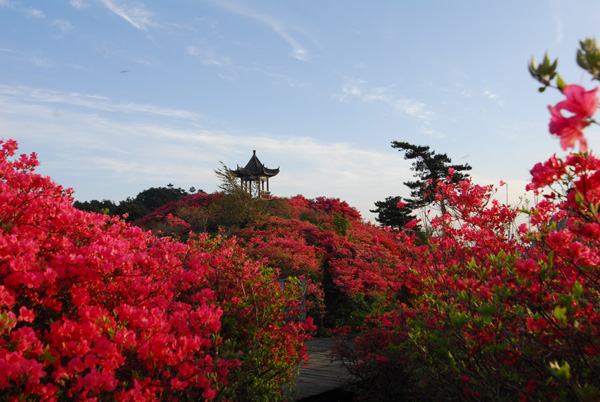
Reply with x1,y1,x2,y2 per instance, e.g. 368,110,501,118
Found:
548,85,598,153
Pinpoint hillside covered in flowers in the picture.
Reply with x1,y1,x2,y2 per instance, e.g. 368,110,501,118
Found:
4,38,600,401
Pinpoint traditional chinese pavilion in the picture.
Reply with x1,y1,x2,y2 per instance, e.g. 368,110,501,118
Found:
233,150,279,196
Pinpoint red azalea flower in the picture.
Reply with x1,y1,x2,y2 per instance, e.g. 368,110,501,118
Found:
548,105,589,152
558,85,599,118
548,85,599,153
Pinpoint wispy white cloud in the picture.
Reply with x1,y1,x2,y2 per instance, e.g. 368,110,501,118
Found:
419,128,446,139
555,19,564,45
98,0,155,30
186,45,234,69
0,48,53,68
269,72,309,88
0,84,202,120
207,0,309,61
70,0,88,9
25,8,45,18
0,84,412,221
52,19,74,38
132,57,152,65
32,57,53,68
483,90,497,100
334,79,436,121
483,89,504,106
95,42,153,67
393,99,435,120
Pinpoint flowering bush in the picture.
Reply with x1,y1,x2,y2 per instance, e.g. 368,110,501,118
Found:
0,139,313,401
185,234,315,401
134,192,222,236
332,39,600,401
235,201,418,328
139,187,412,329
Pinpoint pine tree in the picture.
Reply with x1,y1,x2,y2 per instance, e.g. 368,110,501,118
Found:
372,142,472,229
392,141,471,214
370,196,415,230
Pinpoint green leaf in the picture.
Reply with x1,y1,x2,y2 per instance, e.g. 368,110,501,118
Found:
478,303,498,317
550,361,571,381
450,311,470,327
42,349,58,363
542,52,551,72
538,87,546,93
577,48,587,70
528,57,538,77
553,306,567,322
556,74,567,91
574,281,583,299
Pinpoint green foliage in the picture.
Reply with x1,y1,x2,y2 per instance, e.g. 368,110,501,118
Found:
332,213,350,236
370,195,416,230
74,184,200,222
391,141,471,214
115,196,147,221
577,38,600,81
530,37,600,90
198,237,312,402
529,51,559,91
135,185,189,212
332,293,387,329
72,199,118,215
212,163,268,232
372,142,471,227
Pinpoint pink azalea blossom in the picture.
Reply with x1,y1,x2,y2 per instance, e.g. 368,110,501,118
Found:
548,85,598,153
548,105,589,152
557,85,599,118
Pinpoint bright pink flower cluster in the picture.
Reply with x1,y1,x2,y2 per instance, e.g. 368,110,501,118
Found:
0,139,313,401
235,200,415,299
548,84,598,152
332,169,600,399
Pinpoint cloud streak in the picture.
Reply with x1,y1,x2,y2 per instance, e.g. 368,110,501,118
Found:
186,45,235,70
207,0,309,61
52,19,74,38
0,48,53,68
98,0,154,30
334,79,437,121
70,0,88,9
483,89,504,106
0,85,202,120
25,8,45,18
0,84,412,221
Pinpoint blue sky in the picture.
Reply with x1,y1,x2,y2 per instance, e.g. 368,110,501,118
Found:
1,0,600,222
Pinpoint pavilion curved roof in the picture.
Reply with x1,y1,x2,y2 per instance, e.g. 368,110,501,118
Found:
233,150,280,178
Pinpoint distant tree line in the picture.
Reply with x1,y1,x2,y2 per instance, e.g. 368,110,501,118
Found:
73,184,205,222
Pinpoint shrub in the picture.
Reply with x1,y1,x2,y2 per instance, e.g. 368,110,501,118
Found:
0,139,313,401
332,39,600,401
